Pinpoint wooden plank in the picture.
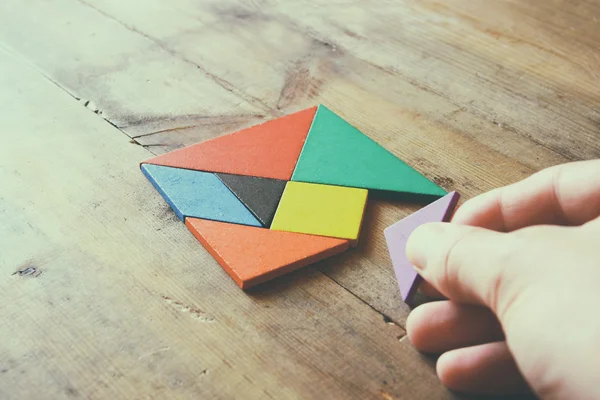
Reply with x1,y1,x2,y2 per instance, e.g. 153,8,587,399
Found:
0,0,269,147
0,49,461,399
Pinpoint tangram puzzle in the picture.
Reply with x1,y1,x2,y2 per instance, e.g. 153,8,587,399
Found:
140,104,458,300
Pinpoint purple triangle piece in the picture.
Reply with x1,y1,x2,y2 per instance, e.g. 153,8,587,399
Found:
384,192,460,305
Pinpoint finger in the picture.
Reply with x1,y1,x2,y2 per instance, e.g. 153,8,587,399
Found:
406,222,525,311
452,159,600,231
437,342,531,395
406,301,503,353
418,281,445,299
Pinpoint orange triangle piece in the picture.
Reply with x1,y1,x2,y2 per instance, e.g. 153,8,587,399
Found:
185,218,349,289
142,106,317,180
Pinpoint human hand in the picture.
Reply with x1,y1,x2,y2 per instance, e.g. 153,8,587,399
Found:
405,159,600,399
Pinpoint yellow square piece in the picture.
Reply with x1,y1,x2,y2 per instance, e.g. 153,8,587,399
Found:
271,181,368,243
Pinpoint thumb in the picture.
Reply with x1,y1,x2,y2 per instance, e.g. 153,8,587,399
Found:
406,222,523,312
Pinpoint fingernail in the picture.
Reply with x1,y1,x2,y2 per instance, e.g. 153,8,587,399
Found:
406,223,446,271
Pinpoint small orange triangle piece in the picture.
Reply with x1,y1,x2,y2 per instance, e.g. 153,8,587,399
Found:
142,106,317,180
185,218,350,289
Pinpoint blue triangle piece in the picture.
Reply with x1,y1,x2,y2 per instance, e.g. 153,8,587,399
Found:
291,105,447,198
141,164,262,227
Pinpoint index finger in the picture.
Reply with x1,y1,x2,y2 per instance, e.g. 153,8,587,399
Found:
453,159,600,232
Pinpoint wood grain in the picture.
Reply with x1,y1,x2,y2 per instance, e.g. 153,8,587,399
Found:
0,49,454,400
1,0,598,398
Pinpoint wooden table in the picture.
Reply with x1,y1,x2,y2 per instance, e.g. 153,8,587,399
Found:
1,1,598,398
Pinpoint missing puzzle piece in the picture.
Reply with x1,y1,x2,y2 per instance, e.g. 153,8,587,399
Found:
384,191,460,305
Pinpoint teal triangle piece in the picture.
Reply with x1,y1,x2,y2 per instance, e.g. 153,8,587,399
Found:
141,164,262,227
291,105,447,198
